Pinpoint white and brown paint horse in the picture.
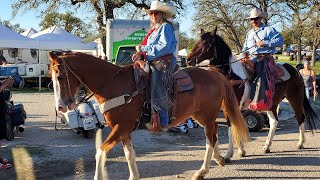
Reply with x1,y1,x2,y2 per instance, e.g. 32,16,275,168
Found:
49,52,249,180
187,30,320,158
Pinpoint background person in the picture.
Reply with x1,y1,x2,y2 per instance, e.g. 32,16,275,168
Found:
0,55,8,65
299,59,318,100
133,0,177,131
0,77,14,169
242,7,284,111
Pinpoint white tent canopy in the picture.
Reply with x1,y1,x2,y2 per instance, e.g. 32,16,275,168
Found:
21,28,38,37
0,24,39,49
178,48,189,57
30,26,97,50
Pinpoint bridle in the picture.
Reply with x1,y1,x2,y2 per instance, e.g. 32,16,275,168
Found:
51,55,140,107
52,57,85,105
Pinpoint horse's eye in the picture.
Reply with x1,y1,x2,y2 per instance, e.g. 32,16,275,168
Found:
57,76,63,81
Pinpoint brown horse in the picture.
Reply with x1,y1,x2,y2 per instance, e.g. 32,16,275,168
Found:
187,30,319,156
48,52,248,180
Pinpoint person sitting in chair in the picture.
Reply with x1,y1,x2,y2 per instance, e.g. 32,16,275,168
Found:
132,0,177,131
0,55,8,65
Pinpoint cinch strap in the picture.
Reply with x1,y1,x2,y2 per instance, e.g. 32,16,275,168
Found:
99,95,128,113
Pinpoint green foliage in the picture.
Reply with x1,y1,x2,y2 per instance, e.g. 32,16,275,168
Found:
39,12,91,38
275,54,320,75
179,32,197,50
0,19,25,33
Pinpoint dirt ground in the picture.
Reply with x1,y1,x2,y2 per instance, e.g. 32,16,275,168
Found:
1,92,320,180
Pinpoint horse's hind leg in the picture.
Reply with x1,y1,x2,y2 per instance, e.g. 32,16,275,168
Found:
286,94,305,149
122,136,139,180
193,121,223,180
224,125,246,163
95,124,122,180
263,109,278,154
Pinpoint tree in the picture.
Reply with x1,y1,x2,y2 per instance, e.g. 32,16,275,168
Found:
179,32,197,50
39,12,92,38
192,0,282,53
276,0,318,63
0,19,25,33
11,0,186,58
193,0,248,53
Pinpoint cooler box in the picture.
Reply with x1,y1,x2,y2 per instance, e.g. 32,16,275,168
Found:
26,64,49,76
0,65,18,76
64,110,80,129
16,64,27,76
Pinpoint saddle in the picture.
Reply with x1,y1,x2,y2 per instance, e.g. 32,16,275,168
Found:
243,61,290,84
133,60,194,131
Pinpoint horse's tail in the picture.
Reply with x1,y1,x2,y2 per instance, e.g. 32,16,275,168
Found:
222,81,249,148
303,91,319,132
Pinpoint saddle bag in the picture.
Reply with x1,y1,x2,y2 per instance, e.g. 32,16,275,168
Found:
9,104,26,126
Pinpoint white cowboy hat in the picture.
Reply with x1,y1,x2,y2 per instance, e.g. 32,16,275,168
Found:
146,1,176,19
247,8,268,19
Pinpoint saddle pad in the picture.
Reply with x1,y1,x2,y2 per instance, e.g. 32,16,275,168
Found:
276,63,290,83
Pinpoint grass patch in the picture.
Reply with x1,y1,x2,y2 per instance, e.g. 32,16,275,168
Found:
274,54,320,76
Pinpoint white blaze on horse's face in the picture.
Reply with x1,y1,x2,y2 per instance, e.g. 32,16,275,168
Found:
52,69,68,113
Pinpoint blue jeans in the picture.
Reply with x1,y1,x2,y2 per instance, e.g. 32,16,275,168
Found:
159,109,169,126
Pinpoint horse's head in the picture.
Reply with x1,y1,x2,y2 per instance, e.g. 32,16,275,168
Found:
186,28,232,67
186,29,218,66
49,52,83,113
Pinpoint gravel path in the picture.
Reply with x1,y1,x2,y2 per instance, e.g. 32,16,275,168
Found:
1,92,320,180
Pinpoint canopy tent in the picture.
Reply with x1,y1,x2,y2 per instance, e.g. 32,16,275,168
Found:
178,48,189,57
30,26,97,50
21,28,38,37
0,24,39,49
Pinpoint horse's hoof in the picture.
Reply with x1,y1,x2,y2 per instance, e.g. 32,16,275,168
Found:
217,158,225,166
192,175,204,180
298,145,304,149
224,157,232,163
263,149,270,154
238,150,246,157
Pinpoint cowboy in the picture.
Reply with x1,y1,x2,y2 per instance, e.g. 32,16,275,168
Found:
241,7,284,111
133,0,177,130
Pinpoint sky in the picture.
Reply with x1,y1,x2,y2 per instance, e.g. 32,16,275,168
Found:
0,0,195,37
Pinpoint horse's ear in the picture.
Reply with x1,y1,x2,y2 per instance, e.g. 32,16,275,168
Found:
211,26,217,36
200,29,205,35
49,52,58,62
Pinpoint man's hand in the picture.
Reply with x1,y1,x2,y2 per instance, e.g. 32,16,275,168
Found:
132,52,140,62
256,40,265,48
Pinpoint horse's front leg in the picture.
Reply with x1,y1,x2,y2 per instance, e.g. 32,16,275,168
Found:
95,124,122,180
193,126,224,180
122,137,139,180
263,111,278,154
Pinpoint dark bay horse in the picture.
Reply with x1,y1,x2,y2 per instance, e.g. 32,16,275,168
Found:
48,52,248,180
187,30,319,156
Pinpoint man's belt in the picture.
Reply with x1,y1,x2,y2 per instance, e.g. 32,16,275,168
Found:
254,53,272,57
155,54,173,62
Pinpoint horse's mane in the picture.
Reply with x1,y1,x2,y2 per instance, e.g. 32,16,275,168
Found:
201,32,232,66
60,52,133,72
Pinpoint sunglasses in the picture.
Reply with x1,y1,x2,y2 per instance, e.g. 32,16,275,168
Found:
148,11,161,16
250,17,261,21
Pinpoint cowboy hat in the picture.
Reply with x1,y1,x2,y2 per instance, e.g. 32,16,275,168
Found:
146,1,176,19
247,8,268,19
